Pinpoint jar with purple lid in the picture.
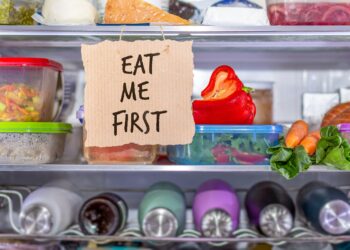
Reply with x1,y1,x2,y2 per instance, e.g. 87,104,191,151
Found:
338,124,350,143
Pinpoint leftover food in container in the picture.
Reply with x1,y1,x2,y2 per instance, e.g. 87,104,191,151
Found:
167,125,283,165
0,0,38,25
77,106,158,164
84,144,158,164
267,0,350,25
0,58,63,122
338,123,350,143
0,122,72,164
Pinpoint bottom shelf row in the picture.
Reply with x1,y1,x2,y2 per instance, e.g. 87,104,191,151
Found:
0,179,349,247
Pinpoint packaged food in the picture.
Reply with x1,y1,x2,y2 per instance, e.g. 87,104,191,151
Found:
338,124,350,143
202,0,269,26
104,0,190,25
322,102,350,127
34,0,98,26
167,125,283,165
0,58,63,122
267,0,350,25
0,0,38,25
77,106,158,164
0,122,72,164
169,0,201,23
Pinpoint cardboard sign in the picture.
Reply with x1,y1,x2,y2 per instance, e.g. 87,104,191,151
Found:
82,40,195,147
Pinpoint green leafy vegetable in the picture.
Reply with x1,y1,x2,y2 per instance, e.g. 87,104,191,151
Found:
267,142,312,180
316,126,350,170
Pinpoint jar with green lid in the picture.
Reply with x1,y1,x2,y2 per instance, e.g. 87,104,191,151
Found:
0,122,72,164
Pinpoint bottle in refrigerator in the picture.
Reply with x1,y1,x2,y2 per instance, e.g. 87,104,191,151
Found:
78,193,128,236
245,181,295,237
297,181,350,235
192,179,240,238
138,182,186,238
19,183,83,235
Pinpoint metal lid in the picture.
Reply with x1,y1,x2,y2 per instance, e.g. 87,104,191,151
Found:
196,125,283,134
319,200,350,235
201,209,233,238
142,208,178,238
259,204,294,237
80,198,120,236
19,205,53,235
0,58,63,72
0,122,72,134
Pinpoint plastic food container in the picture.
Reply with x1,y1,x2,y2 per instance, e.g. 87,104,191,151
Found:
266,0,350,25
0,58,63,122
77,106,158,164
167,125,283,165
339,124,350,143
0,122,72,164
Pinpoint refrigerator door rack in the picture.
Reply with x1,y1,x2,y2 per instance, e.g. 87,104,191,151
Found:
0,187,347,246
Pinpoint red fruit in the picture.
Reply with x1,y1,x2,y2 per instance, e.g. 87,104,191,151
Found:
215,153,230,164
231,149,266,165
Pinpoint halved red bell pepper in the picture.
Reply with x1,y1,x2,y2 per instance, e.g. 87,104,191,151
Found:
193,65,256,125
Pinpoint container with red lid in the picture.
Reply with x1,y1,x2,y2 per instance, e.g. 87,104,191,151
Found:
0,58,63,122
267,0,350,25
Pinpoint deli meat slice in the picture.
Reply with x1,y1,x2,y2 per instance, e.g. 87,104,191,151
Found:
322,102,350,127
104,0,190,25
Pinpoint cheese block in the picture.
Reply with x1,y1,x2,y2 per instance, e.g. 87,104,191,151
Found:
321,102,350,127
104,0,190,25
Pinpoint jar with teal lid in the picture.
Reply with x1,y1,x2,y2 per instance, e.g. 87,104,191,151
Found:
0,122,72,164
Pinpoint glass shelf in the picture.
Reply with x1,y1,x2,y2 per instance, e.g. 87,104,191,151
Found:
1,26,350,48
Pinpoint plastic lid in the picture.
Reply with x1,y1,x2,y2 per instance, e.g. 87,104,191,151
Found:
338,124,350,133
0,122,72,134
0,58,63,72
196,125,283,134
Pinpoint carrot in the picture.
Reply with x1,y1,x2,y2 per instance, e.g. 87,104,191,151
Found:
300,131,321,155
285,120,309,148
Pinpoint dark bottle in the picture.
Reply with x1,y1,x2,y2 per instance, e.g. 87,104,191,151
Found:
245,181,295,237
78,193,128,236
297,181,350,235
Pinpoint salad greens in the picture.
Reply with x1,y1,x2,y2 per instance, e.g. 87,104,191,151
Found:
267,139,312,180
268,125,350,179
181,133,273,165
316,126,350,170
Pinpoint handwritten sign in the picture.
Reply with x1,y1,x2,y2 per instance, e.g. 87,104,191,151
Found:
82,40,195,147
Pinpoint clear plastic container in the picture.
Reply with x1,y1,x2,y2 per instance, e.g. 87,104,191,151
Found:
266,0,350,25
0,58,63,122
0,0,40,25
167,125,283,165
339,124,350,143
77,106,158,164
0,122,72,164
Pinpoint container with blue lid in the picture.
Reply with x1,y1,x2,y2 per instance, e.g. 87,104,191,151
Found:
167,125,283,165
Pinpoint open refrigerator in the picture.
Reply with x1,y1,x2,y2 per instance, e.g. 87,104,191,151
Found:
0,13,350,250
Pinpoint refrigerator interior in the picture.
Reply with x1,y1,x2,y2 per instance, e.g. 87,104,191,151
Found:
0,26,350,248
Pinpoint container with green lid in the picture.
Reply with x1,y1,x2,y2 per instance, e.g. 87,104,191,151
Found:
0,122,72,164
